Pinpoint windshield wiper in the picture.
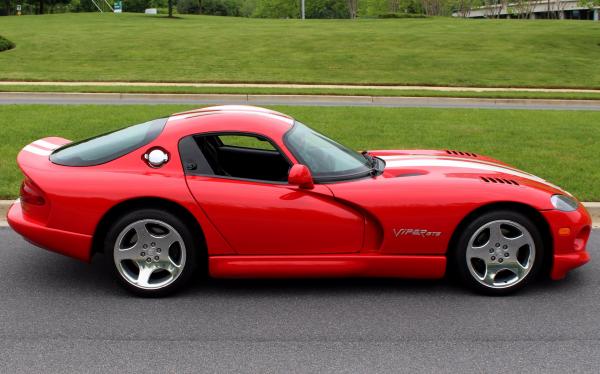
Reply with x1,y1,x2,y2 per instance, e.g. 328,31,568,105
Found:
362,151,381,176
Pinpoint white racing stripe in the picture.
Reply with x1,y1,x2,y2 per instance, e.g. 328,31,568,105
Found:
380,154,531,175
381,156,565,192
32,139,61,150
169,111,294,125
23,145,52,156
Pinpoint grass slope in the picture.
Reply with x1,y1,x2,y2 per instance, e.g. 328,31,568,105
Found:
2,84,600,100
0,13,599,88
0,105,598,200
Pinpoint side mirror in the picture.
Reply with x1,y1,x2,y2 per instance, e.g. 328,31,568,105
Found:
288,164,314,189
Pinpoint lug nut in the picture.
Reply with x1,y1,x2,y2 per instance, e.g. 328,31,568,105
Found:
154,256,159,261
489,248,494,253
143,244,148,249
502,245,508,249
146,258,152,263
491,256,496,261
151,242,156,247
157,248,161,253
498,258,504,263
141,252,145,256
504,253,509,257
495,243,500,247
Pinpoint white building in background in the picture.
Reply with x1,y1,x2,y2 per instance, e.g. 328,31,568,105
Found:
453,0,600,20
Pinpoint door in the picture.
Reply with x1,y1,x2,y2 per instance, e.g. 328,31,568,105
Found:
179,133,364,255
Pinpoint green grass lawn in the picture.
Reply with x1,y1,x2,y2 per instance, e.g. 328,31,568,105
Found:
2,84,600,100
1,105,598,200
1,13,600,88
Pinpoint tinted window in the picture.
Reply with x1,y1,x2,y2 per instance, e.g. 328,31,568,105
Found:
50,118,167,166
218,135,277,151
187,133,290,182
284,122,370,181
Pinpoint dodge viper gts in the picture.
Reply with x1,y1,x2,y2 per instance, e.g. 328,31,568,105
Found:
7,105,591,296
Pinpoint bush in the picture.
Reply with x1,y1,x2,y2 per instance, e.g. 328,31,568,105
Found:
124,0,154,12
0,36,15,52
378,12,427,18
177,0,244,16
252,0,298,18
306,0,349,18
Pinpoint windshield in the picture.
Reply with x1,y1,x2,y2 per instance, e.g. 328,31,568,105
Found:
50,118,167,166
284,122,371,181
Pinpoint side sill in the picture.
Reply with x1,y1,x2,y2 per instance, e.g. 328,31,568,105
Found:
209,254,446,279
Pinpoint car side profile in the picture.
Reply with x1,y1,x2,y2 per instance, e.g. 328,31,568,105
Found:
7,105,591,296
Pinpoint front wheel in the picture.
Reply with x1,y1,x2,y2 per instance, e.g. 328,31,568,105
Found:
104,209,198,297
453,210,545,295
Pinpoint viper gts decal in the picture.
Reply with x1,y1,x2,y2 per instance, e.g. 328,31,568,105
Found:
393,228,442,238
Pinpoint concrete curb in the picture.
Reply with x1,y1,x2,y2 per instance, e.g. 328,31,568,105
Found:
2,92,600,110
1,200,599,227
2,80,600,94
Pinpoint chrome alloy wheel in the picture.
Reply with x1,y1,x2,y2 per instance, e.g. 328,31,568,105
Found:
465,220,536,289
113,219,186,290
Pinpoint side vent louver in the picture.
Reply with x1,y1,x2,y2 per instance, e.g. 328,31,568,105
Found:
481,177,519,185
446,150,478,157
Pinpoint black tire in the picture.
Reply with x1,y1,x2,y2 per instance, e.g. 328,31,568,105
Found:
104,208,199,297
452,210,545,296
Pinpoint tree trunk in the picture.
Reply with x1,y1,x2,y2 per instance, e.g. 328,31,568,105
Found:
168,0,173,17
347,0,357,19
39,0,44,14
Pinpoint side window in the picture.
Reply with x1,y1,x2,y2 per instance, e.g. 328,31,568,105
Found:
179,133,291,183
218,135,277,151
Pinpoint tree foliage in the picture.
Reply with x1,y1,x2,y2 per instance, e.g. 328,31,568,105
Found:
306,0,349,18
252,0,299,18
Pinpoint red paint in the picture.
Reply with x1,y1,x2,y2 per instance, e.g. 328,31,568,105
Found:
7,105,591,282
209,255,446,279
288,164,314,189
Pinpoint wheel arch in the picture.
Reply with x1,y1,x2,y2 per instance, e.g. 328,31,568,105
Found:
447,201,553,276
91,197,207,259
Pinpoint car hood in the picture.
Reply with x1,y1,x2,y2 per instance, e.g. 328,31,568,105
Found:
369,150,569,196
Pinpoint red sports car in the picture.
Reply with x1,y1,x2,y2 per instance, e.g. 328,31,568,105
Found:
7,105,591,296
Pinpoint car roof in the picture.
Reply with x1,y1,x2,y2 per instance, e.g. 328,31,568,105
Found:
163,105,296,139
170,105,293,122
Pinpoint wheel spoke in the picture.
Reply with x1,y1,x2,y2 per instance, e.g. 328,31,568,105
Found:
506,234,530,250
136,264,154,288
132,221,152,244
483,263,502,285
504,258,527,277
114,244,140,262
466,244,489,260
155,231,179,254
488,221,505,244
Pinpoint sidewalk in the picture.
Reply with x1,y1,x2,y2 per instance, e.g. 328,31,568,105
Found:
2,92,600,110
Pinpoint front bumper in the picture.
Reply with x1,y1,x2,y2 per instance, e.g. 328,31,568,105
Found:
7,200,92,262
542,205,592,280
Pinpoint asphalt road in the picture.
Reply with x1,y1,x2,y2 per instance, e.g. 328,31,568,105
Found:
2,92,600,110
1,227,599,373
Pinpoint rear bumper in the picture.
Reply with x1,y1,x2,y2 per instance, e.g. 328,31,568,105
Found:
7,201,92,262
542,206,592,280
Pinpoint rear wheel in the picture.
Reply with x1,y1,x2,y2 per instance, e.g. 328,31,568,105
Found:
104,209,198,297
453,210,545,295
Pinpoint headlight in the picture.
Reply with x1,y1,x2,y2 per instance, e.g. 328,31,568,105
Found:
550,194,579,212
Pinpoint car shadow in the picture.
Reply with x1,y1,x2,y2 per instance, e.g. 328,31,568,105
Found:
10,240,591,300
